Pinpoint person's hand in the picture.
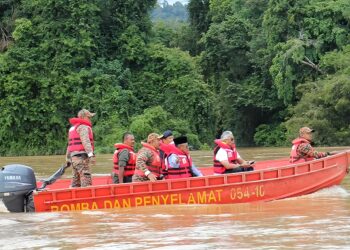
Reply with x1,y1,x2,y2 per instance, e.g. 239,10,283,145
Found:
175,155,180,164
240,161,251,168
65,161,72,169
230,163,240,169
89,155,96,165
147,173,157,182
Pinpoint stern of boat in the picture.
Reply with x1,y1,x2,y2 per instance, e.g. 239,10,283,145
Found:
0,164,37,212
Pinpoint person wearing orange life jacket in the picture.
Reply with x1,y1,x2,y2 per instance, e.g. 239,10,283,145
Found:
112,132,136,184
213,131,254,174
166,136,203,179
290,127,330,163
132,133,163,182
66,109,96,187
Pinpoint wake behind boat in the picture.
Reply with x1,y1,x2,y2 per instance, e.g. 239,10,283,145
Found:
0,151,349,213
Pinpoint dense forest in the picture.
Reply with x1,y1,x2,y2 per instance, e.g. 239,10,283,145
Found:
0,0,349,156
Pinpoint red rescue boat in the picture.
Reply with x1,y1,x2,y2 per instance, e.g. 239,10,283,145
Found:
1,151,349,212
31,151,349,212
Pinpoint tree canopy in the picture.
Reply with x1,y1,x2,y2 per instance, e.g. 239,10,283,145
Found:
0,0,349,156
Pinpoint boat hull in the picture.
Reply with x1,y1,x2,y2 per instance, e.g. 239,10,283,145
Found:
33,151,350,212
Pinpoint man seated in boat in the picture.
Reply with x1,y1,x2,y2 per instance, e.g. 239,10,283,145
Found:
160,130,174,145
213,131,254,174
112,132,136,184
159,130,175,178
290,127,330,163
165,135,202,179
132,133,163,182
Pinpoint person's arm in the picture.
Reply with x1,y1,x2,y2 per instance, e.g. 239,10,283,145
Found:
167,154,180,168
298,143,328,159
117,149,129,183
191,163,203,177
77,125,95,163
136,149,157,182
216,149,240,169
65,147,70,163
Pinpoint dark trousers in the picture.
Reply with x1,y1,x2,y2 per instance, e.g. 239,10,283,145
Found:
224,166,254,174
112,173,133,184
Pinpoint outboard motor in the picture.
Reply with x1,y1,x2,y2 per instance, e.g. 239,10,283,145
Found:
0,164,37,212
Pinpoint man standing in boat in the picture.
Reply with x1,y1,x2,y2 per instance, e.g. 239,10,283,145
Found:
132,133,163,182
166,135,202,179
290,127,329,163
213,131,254,174
112,132,136,184
66,109,96,187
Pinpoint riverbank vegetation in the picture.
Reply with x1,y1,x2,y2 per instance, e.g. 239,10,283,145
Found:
0,0,349,156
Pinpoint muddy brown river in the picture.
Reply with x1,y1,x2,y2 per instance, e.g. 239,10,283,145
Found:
0,147,349,249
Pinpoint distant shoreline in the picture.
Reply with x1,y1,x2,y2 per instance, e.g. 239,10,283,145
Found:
158,0,189,5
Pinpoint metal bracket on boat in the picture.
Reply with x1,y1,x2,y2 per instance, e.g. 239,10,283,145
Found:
37,162,71,191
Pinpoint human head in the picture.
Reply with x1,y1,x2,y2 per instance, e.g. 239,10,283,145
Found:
123,132,135,147
161,130,174,145
147,133,162,149
220,131,235,146
299,126,314,141
174,136,189,153
77,109,95,121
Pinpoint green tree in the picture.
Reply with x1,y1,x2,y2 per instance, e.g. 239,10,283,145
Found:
129,106,201,149
187,0,210,55
0,0,20,52
284,45,350,145
265,0,350,105
98,0,156,59
200,15,251,80
130,43,216,143
0,0,156,155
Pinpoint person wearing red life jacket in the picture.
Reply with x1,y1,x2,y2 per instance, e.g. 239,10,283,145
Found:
161,130,174,145
112,132,136,184
213,131,254,174
290,127,329,163
159,130,175,178
166,135,203,179
132,133,163,182
66,109,95,187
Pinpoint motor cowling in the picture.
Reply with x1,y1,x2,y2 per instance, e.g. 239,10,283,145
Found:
0,164,37,212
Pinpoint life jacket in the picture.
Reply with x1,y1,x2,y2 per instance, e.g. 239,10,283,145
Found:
159,142,173,158
113,143,136,177
134,142,162,177
213,139,238,174
159,143,177,178
166,146,192,179
67,118,94,153
290,138,314,163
